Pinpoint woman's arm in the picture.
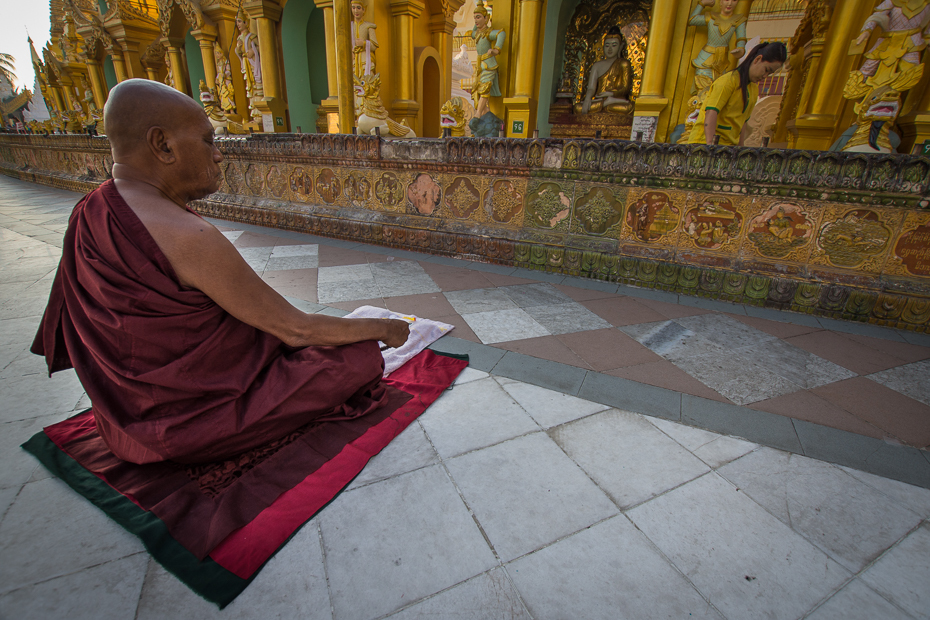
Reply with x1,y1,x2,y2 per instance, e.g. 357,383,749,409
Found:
704,109,719,145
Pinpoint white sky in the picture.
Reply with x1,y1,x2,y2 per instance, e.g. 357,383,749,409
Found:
1,2,52,91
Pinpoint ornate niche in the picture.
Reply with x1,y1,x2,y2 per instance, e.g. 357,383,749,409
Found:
549,0,651,140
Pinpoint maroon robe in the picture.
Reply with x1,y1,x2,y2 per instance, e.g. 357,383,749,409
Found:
32,180,389,465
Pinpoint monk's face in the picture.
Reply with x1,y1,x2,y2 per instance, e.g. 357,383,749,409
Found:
168,108,224,200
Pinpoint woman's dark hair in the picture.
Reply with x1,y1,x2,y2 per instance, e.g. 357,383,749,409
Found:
735,41,788,111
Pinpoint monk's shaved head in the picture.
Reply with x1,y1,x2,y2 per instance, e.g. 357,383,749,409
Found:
104,79,204,158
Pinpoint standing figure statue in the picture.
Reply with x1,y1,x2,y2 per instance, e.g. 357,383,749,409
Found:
469,1,506,119
689,0,747,85
843,0,930,151
163,52,175,89
235,9,263,102
574,26,634,115
351,0,378,78
213,41,237,116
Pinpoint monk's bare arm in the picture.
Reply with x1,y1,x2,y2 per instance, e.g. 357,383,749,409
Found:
141,209,408,348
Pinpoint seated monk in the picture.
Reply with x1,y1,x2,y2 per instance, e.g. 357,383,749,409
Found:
574,26,634,115
31,79,410,465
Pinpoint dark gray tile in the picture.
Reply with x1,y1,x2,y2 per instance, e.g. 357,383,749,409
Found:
744,305,823,328
491,352,588,396
816,318,909,342
576,372,681,421
460,262,518,276
559,276,620,295
509,268,565,284
681,395,802,453
677,296,748,315
428,336,505,373
901,331,930,347
614,285,679,304
793,420,930,489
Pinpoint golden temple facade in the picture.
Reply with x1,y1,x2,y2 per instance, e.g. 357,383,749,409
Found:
13,0,930,154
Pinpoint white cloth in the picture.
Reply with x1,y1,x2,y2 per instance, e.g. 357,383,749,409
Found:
344,305,455,376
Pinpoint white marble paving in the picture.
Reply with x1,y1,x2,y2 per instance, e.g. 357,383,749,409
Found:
2,176,930,619
869,359,930,407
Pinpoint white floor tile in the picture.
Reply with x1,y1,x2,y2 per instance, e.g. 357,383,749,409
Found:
445,432,618,562
386,568,531,620
461,308,550,344
348,421,439,489
499,381,609,428
418,377,539,458
860,522,930,619
649,416,758,468
806,579,913,620
319,465,496,620
0,553,148,620
0,477,144,594
869,359,930,407
551,409,710,509
718,449,923,572
507,516,723,620
0,368,85,423
839,465,930,518
628,473,850,620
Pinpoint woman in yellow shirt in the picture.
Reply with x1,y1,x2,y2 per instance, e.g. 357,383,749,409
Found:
687,41,787,145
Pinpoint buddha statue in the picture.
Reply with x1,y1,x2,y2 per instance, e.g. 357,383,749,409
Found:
575,26,634,115
469,1,506,119
351,0,378,78
235,9,262,100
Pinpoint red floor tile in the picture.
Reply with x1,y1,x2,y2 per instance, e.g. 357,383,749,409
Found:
604,360,730,403
635,297,711,319
496,335,594,369
262,268,318,302
580,297,668,327
726,313,822,339
784,331,908,375
317,247,374,267
810,377,930,448
748,390,886,440
555,328,663,371
386,293,456,318
552,283,619,302
428,270,496,292
844,333,930,364
482,272,539,287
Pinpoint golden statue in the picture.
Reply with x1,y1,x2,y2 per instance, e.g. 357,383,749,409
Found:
213,41,237,116
351,0,378,78
469,1,506,119
843,0,930,152
689,0,747,83
440,96,475,136
235,9,263,100
164,52,174,89
199,79,248,136
354,73,416,138
574,27,634,115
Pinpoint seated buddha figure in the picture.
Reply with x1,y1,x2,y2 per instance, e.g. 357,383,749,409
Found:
574,27,634,115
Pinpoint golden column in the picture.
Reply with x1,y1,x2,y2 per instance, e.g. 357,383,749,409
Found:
790,0,875,151
245,0,288,131
203,3,251,123
193,27,219,92
109,47,129,82
84,59,108,109
632,0,678,139
333,0,356,132
164,38,189,94
898,65,930,153
503,0,542,137
314,0,341,132
388,0,425,128
428,9,458,105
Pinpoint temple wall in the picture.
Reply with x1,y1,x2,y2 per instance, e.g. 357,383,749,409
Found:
2,133,930,331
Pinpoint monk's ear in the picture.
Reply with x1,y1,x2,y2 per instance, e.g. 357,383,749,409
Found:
146,126,176,164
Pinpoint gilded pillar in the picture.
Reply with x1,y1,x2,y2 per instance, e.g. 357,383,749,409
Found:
771,48,804,146
110,48,129,82
165,39,189,94
121,43,145,79
334,0,356,132
790,0,875,151
245,0,288,131
502,0,542,137
429,13,456,104
388,0,424,128
84,59,108,109
314,0,340,132
193,29,219,91
635,0,677,114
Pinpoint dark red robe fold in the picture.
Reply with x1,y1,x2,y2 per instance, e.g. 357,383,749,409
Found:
33,180,392,465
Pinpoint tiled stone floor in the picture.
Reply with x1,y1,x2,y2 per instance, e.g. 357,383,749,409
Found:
2,174,930,619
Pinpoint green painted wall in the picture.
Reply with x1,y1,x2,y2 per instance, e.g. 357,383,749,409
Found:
537,0,581,137
185,32,206,104
103,57,117,92
282,0,327,132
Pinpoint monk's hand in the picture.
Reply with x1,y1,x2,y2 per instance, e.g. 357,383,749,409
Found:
381,319,411,349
